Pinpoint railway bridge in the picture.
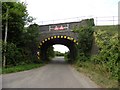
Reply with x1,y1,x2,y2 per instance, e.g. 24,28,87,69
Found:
38,19,94,60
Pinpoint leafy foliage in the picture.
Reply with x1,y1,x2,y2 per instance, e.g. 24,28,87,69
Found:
20,24,40,50
2,42,23,67
55,51,64,56
64,51,70,62
77,26,94,55
2,2,31,44
72,26,94,69
2,2,40,67
46,46,55,59
92,30,119,78
73,25,119,87
85,18,95,26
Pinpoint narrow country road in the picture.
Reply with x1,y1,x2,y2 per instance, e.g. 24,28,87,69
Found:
2,57,99,88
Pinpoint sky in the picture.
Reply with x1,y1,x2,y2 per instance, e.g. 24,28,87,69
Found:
20,0,119,53
20,0,119,24
53,44,69,53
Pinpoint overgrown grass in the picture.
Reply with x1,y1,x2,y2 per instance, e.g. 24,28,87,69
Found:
2,63,44,74
94,25,118,34
74,61,118,88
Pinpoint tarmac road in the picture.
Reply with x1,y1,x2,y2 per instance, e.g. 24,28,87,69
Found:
2,57,99,88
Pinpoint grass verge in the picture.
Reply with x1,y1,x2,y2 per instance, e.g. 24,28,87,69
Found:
94,25,118,34
73,61,118,88
2,63,44,74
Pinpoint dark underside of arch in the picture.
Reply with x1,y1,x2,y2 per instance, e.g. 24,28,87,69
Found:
40,38,78,62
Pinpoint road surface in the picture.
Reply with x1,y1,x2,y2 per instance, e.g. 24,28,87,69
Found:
2,57,99,88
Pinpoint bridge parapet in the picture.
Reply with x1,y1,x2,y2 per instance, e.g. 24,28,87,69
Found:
39,19,94,32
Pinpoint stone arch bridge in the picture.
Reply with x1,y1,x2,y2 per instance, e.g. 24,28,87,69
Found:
37,19,94,61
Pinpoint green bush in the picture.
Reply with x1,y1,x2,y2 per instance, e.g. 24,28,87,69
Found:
47,46,55,59
64,51,70,62
73,25,119,87
2,42,24,67
92,30,119,79
86,18,95,26
2,42,38,67
72,22,94,68
77,26,94,54
75,26,94,63
55,51,64,56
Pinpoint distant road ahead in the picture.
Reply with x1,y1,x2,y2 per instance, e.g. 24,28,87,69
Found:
2,57,99,88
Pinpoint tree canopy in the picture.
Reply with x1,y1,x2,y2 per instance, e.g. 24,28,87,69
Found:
2,2,32,44
2,2,40,67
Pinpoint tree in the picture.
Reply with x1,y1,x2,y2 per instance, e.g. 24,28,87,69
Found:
2,2,32,45
47,46,55,59
2,2,36,67
77,27,94,55
20,24,40,57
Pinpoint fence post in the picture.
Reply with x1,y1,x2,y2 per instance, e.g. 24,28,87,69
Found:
113,16,114,25
96,17,97,26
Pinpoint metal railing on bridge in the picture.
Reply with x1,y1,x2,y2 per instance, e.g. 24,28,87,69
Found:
32,16,119,26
